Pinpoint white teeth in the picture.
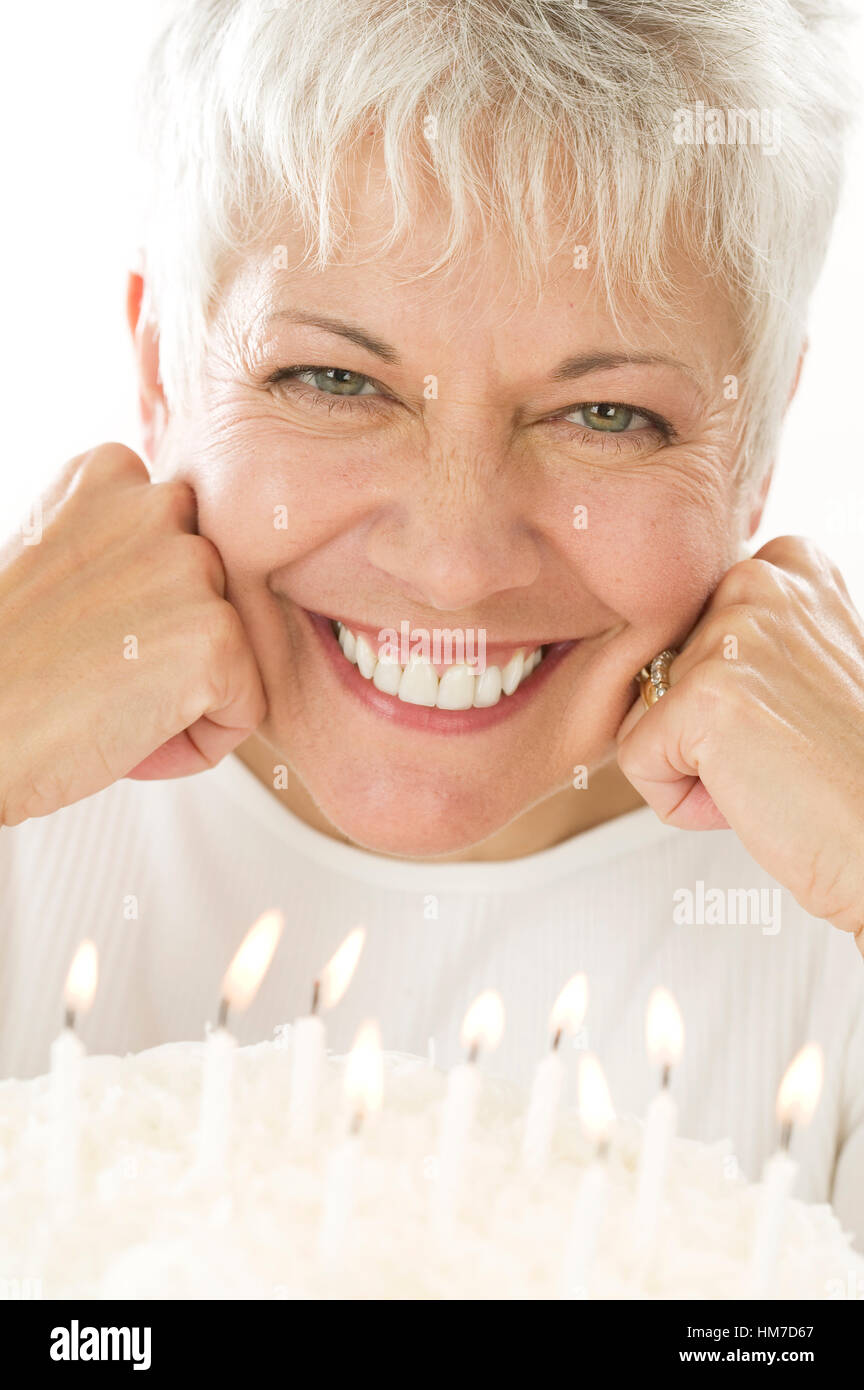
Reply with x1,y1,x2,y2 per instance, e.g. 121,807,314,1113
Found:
355,633,377,679
338,624,357,664
398,657,439,707
332,621,545,709
373,653,402,695
436,664,475,710
501,649,525,696
473,664,503,707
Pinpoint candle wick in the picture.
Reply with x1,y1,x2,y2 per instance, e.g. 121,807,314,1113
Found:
311,980,321,1015
551,1028,563,1052
596,1137,610,1162
349,1108,364,1137
779,1118,793,1152
64,1006,76,1033
217,997,229,1030
467,1041,480,1065
660,1063,671,1090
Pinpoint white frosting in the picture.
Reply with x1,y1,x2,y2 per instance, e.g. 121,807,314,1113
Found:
1,1034,861,1299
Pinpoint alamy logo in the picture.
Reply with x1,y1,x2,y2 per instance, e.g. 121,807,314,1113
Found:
377,622,487,672
672,101,781,156
672,880,781,935
50,1320,151,1371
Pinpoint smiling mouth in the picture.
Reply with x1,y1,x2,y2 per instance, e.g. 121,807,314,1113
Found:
329,618,546,711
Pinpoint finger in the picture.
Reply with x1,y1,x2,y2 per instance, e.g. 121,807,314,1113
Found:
753,533,854,606
751,533,828,581
125,710,261,780
126,612,267,780
616,682,730,831
66,443,152,498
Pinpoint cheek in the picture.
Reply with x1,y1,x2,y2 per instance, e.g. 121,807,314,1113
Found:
180,417,381,577
550,461,742,630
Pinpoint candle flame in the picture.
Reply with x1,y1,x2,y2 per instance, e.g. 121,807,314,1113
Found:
64,940,98,1014
578,1052,615,1144
344,1019,384,1119
776,1042,823,1128
645,986,684,1069
319,926,366,1010
460,989,505,1055
222,909,284,1013
550,973,588,1039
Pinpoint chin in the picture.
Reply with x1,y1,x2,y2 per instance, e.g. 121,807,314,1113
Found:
293,752,551,859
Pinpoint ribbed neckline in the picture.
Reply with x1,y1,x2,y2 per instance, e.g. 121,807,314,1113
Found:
206,752,680,894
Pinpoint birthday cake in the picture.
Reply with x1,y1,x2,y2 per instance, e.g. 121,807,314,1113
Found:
1,1034,862,1301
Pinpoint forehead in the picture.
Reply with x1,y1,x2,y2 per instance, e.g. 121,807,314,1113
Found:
217,140,740,381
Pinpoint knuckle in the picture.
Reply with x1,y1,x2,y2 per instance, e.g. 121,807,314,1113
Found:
201,599,244,661
175,532,226,593
761,533,820,574
196,602,248,704
149,479,198,529
75,442,149,488
715,558,781,606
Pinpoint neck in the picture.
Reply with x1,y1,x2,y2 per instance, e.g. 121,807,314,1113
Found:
233,732,646,863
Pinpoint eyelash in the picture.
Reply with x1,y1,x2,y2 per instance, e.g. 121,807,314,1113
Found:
264,366,675,448
265,366,385,418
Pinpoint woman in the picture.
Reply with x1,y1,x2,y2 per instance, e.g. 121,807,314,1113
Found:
1,0,863,1250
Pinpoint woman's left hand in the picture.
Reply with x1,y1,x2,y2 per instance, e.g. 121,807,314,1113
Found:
615,536,864,953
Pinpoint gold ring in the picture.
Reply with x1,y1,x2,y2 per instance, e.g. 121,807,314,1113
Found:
637,647,677,709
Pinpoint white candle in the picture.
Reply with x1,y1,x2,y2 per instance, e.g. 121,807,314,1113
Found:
434,1060,481,1228
562,1157,610,1299
635,1088,676,1252
289,926,365,1137
433,990,505,1230
747,1042,823,1298
561,1053,615,1298
634,986,684,1256
47,1027,85,1202
193,910,283,1179
522,974,587,1177
747,1149,797,1299
195,1025,237,1179
289,1015,326,1134
317,1131,361,1268
46,940,98,1205
522,1052,564,1177
317,1020,382,1268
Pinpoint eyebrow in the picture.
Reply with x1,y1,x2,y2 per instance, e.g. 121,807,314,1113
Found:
266,310,402,364
265,312,700,390
549,350,700,389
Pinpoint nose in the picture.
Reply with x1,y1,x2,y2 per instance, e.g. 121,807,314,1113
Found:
364,430,541,612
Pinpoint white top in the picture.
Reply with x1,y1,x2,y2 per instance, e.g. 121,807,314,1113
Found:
1,753,863,1246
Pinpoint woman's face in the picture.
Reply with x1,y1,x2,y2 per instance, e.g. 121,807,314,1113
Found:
151,172,755,856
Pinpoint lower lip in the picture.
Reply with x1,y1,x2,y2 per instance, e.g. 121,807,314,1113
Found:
305,611,577,734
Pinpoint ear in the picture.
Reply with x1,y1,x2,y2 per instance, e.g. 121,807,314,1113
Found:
126,267,167,463
745,340,807,541
788,338,807,406
746,462,774,540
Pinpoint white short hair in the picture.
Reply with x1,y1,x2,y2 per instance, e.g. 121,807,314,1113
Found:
136,0,855,480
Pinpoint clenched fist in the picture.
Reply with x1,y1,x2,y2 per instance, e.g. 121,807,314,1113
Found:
616,536,864,952
0,444,266,826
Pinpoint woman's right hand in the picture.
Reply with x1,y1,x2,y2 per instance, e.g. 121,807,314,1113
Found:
0,443,267,827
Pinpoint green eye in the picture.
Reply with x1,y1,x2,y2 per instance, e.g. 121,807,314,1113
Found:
302,368,376,396
574,403,644,432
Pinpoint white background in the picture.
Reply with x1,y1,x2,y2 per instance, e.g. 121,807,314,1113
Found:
1,2,862,606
